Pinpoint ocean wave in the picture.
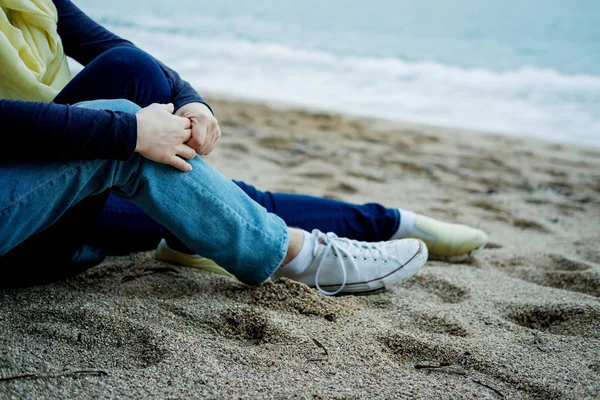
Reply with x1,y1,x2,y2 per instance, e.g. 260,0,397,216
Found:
70,24,600,147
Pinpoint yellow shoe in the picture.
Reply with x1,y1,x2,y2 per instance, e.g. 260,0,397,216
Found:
408,215,488,261
154,239,232,277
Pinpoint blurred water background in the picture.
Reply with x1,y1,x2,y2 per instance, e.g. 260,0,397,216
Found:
70,0,600,147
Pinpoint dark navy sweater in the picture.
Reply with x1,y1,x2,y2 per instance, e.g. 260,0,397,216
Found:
0,0,208,163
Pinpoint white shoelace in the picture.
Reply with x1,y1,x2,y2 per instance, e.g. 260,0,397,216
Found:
312,230,390,296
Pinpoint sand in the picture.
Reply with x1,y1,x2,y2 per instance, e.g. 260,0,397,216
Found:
1,94,599,399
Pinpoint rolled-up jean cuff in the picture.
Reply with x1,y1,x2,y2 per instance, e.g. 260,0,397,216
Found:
250,216,289,286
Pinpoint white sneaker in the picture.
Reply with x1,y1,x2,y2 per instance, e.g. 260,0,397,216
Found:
277,229,428,295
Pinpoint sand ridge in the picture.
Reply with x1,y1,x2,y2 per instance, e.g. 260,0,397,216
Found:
1,95,599,399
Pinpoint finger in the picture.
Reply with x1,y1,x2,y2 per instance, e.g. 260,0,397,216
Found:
213,125,222,144
198,124,216,154
205,126,222,154
203,134,218,155
183,128,192,143
181,117,192,130
185,126,204,152
168,155,193,172
176,144,197,160
194,124,208,149
186,136,202,153
169,113,192,129
201,143,213,156
164,103,175,113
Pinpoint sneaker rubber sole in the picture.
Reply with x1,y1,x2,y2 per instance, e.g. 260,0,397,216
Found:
154,239,232,277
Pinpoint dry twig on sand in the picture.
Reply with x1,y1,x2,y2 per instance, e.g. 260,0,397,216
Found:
0,370,107,383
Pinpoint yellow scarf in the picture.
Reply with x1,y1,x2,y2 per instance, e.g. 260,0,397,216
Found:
0,0,71,101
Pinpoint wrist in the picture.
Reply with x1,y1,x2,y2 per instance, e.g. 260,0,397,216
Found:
134,113,144,153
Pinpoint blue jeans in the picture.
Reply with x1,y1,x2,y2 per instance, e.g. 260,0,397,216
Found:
52,46,400,255
0,100,289,285
92,184,401,255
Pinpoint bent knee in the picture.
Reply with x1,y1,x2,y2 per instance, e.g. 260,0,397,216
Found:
96,46,153,68
92,47,171,105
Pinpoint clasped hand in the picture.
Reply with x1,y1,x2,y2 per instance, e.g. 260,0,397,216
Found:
135,102,221,172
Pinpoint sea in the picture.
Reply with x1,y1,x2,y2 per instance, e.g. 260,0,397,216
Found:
69,0,600,148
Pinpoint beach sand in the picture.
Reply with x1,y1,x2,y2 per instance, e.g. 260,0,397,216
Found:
1,94,599,399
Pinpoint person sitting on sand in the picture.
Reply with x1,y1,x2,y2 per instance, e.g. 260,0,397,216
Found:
0,0,487,295
93,181,488,279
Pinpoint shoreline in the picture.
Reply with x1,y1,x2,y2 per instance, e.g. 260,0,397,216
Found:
199,89,600,151
1,93,599,399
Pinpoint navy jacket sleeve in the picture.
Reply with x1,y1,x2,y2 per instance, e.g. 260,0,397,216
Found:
0,0,210,164
0,100,136,162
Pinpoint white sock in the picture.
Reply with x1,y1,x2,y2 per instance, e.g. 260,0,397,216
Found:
390,209,417,240
275,230,316,277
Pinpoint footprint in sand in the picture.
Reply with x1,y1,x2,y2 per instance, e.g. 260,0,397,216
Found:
6,306,167,368
255,135,293,150
523,197,586,217
253,135,311,168
469,199,512,216
534,271,600,297
324,181,359,195
260,151,307,168
503,253,599,297
555,202,587,216
381,332,463,364
159,302,298,344
378,158,438,181
459,156,523,178
538,181,574,197
524,197,551,205
545,254,594,271
347,170,387,183
403,275,470,304
511,217,551,233
534,167,568,178
503,304,600,338
298,171,336,180
382,330,565,399
574,238,600,265
399,313,470,337
221,141,251,153
468,199,517,225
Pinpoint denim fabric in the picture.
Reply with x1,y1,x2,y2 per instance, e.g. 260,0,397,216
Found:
0,99,289,285
94,182,402,256
43,44,399,257
91,180,401,255
232,181,400,242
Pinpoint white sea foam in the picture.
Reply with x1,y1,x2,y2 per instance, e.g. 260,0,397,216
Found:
71,23,600,147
